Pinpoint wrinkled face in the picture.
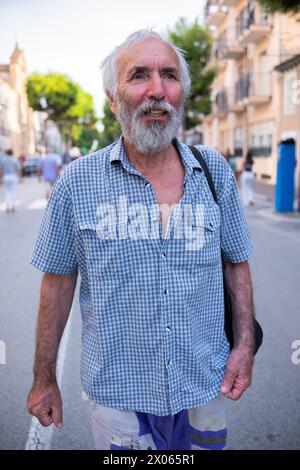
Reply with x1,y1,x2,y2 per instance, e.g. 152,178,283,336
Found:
109,38,184,154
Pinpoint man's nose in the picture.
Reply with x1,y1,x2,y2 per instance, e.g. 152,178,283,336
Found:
146,74,165,101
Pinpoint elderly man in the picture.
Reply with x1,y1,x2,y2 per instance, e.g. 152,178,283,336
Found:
27,30,254,450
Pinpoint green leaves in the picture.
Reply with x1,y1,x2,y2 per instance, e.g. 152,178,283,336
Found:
167,18,215,130
26,73,77,120
257,0,300,13
26,72,100,152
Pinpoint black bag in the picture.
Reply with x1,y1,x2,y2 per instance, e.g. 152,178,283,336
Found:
189,146,263,355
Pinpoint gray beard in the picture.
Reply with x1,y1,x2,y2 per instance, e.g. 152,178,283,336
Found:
116,99,184,154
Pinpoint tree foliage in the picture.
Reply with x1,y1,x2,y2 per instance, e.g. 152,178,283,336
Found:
26,72,99,150
99,99,121,147
167,18,216,129
26,73,77,120
257,0,300,13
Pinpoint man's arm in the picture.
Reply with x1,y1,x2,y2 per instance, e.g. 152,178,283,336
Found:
220,260,254,400
27,271,77,428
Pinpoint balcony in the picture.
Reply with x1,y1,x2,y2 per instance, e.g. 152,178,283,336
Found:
249,146,272,157
236,5,272,44
215,89,228,115
205,2,227,26
207,10,227,26
210,43,227,70
214,86,247,115
220,0,240,5
235,72,271,107
221,41,245,59
227,86,245,113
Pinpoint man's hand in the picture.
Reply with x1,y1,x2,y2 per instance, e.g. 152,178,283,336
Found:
27,381,63,428
220,346,253,400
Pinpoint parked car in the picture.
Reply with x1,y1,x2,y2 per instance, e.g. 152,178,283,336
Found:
22,156,42,176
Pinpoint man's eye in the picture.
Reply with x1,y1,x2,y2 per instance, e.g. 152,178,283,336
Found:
132,72,146,80
164,73,176,80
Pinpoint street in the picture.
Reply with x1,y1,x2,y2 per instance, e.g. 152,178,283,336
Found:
0,175,299,450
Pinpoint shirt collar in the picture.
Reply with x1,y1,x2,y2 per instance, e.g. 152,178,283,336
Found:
109,135,203,177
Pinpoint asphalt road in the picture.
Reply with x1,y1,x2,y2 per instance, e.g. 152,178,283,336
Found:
0,175,299,450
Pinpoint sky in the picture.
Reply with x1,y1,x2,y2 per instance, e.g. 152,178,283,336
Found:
0,0,205,116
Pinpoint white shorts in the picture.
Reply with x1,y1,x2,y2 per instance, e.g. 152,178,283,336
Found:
83,392,227,451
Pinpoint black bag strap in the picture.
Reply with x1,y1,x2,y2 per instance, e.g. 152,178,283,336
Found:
188,146,218,204
189,145,263,354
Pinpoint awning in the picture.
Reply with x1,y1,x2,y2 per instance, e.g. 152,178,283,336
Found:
274,54,300,72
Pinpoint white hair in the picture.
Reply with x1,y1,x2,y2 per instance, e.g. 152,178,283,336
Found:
100,29,191,98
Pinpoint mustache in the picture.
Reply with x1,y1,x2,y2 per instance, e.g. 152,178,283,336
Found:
135,100,176,117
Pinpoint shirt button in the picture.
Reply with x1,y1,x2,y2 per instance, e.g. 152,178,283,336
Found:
163,289,168,295
209,222,214,228
161,252,166,259
166,326,171,332
168,359,172,366
145,182,150,188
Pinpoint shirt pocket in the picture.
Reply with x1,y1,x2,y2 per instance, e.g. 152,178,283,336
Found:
178,206,221,269
78,221,132,279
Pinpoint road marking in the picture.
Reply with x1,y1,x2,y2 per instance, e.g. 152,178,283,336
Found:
256,209,300,224
25,307,73,450
27,199,47,210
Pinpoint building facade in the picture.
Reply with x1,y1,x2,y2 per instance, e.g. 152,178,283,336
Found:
0,45,35,157
203,0,300,187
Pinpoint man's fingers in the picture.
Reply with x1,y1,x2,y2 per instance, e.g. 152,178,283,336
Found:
220,369,236,394
52,403,63,429
37,409,54,427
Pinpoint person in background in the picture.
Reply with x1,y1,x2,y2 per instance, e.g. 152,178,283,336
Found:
40,150,61,199
224,149,237,179
0,149,22,213
241,150,255,206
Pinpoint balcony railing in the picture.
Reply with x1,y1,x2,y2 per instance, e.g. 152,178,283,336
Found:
205,1,220,18
215,89,228,114
236,3,272,43
235,74,250,101
234,147,243,157
234,72,271,105
220,0,240,6
249,146,272,156
205,1,227,26
211,28,245,61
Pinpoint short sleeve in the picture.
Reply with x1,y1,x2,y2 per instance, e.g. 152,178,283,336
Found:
30,177,78,275
219,171,253,263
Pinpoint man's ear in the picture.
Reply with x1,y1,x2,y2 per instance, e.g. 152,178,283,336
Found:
107,92,117,114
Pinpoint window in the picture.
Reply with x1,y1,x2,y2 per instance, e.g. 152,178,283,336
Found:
284,70,297,116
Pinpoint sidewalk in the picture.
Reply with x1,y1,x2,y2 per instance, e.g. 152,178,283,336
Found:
251,180,300,223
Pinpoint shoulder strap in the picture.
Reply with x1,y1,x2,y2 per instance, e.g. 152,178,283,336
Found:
188,146,218,204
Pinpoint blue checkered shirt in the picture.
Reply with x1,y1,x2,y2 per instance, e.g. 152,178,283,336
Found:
31,137,253,415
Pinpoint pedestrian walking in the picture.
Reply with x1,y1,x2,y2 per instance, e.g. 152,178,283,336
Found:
241,150,255,206
224,148,237,179
40,150,60,199
27,30,255,450
0,149,21,213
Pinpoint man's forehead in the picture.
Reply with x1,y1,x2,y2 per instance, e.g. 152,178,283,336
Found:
117,38,179,74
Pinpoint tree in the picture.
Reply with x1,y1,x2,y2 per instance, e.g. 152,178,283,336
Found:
257,0,300,13
27,72,99,151
167,18,216,129
26,73,77,120
99,99,121,147
59,85,98,148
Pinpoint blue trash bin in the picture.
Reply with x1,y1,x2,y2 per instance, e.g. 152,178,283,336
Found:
275,139,295,212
